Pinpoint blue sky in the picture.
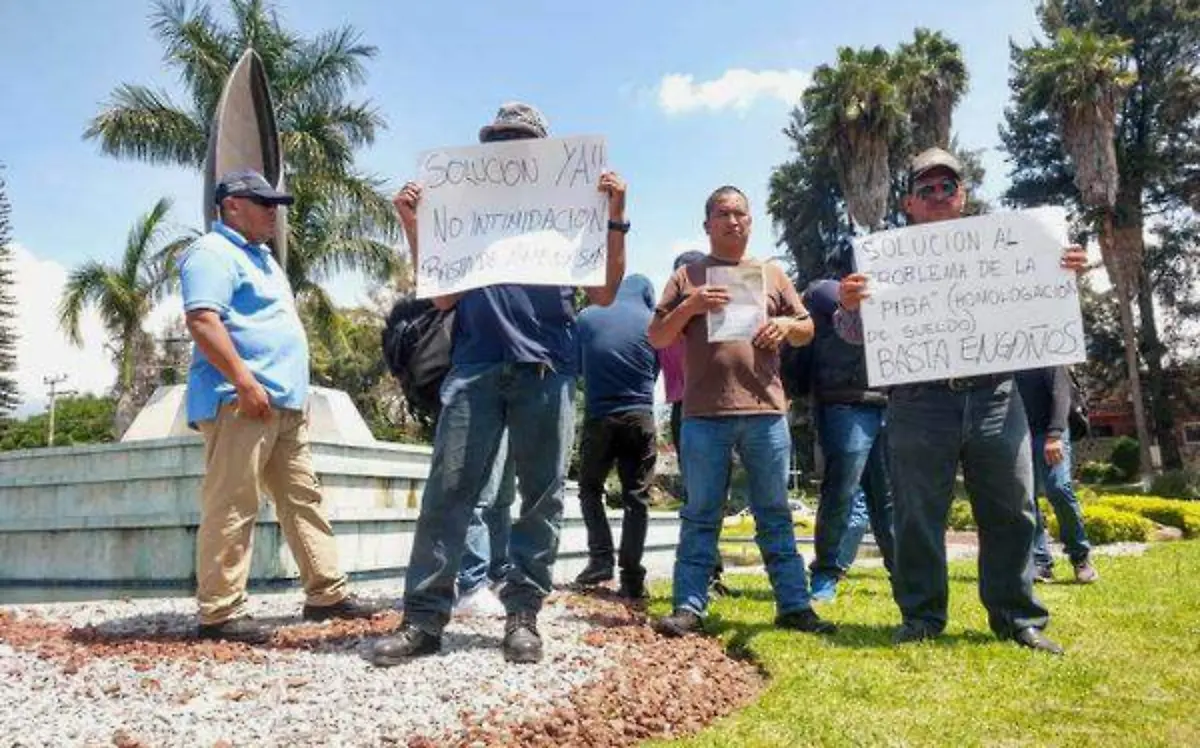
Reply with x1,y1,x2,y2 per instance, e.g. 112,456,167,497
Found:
0,0,1044,412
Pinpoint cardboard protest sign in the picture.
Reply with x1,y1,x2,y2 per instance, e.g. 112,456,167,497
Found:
851,207,1086,387
414,135,608,298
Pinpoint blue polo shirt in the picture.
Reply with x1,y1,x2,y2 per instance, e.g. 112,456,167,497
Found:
452,284,578,375
179,221,309,425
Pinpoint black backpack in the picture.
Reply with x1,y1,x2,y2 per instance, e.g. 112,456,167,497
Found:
381,297,455,421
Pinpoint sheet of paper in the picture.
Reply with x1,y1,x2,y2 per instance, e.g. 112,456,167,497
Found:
706,265,766,342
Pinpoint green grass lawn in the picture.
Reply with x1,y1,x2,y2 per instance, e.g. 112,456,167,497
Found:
647,541,1200,747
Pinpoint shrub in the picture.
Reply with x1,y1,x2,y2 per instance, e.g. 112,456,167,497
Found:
1078,460,1122,485
1096,495,1200,538
1109,437,1141,481
1077,505,1153,544
947,500,976,531
1149,470,1200,501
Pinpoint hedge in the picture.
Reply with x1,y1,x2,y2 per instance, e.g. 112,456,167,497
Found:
1044,503,1153,545
1095,495,1200,539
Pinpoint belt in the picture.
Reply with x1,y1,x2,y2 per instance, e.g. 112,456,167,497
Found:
938,373,1011,392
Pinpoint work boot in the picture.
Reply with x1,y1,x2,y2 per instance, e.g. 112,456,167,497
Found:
303,594,386,622
370,623,442,666
502,611,543,664
574,559,614,586
197,616,273,645
654,609,704,638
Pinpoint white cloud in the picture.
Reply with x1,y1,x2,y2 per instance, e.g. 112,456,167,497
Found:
657,68,810,115
6,243,117,416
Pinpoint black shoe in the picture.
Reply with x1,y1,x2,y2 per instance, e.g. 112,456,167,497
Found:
616,579,648,601
371,623,441,666
197,616,273,645
574,559,615,586
775,608,837,635
892,620,941,645
654,609,704,638
1013,627,1064,655
303,594,387,622
503,611,543,664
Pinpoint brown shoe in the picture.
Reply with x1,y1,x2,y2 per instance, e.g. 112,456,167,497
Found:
198,616,273,645
303,594,386,622
1073,560,1099,584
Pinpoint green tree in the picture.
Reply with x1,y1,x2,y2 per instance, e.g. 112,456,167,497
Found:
0,164,18,419
770,30,983,286
0,395,117,451
896,28,970,151
801,46,907,231
83,0,401,342
1001,0,1200,472
57,197,193,435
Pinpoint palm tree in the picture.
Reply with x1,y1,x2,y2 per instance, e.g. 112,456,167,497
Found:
896,28,969,152
58,198,195,434
801,46,906,231
1022,28,1151,478
83,0,400,340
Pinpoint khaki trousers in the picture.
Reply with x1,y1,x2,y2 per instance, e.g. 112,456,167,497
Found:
196,404,347,625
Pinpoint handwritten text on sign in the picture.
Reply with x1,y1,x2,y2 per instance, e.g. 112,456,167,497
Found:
852,207,1085,387
415,135,608,298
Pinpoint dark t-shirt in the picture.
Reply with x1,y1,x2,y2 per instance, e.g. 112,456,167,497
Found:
451,284,578,375
577,275,659,418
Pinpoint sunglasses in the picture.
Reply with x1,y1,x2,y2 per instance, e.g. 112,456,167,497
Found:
484,129,536,142
913,177,960,201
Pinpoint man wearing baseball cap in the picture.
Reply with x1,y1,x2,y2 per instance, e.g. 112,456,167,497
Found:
834,147,1091,654
178,169,382,644
373,103,629,665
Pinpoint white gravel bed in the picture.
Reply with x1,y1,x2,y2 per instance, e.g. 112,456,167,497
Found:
0,588,616,747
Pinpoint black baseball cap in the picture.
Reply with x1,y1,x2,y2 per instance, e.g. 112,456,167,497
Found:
214,169,294,205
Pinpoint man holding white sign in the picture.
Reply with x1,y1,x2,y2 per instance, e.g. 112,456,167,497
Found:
371,103,629,666
836,147,1089,654
649,185,833,639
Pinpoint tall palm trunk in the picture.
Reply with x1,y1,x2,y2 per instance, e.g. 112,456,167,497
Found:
1100,208,1153,480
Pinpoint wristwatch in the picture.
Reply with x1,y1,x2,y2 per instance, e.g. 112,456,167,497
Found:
607,219,631,233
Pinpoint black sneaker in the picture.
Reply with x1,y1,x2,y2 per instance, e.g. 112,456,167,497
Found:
574,559,615,586
303,594,387,622
654,609,704,638
892,620,941,645
775,608,837,635
709,578,735,598
503,611,543,664
197,616,273,645
370,623,442,666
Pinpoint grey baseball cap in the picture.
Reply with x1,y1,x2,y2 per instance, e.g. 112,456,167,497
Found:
909,147,964,184
214,169,294,205
479,102,550,142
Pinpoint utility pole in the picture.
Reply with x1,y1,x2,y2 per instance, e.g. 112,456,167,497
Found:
43,374,75,447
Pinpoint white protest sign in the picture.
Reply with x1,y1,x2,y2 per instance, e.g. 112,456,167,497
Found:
851,207,1086,387
414,135,608,298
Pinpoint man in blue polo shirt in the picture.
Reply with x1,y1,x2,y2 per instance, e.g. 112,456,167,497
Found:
180,169,381,644
371,103,629,665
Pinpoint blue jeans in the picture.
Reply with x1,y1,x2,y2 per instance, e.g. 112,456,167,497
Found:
674,414,811,616
457,431,515,593
837,489,870,569
1030,432,1091,567
403,363,575,632
887,379,1049,638
812,403,896,579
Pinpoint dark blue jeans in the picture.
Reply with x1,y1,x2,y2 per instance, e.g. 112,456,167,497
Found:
457,432,515,593
1030,432,1091,567
887,378,1049,638
673,414,811,616
812,403,895,579
403,363,575,633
